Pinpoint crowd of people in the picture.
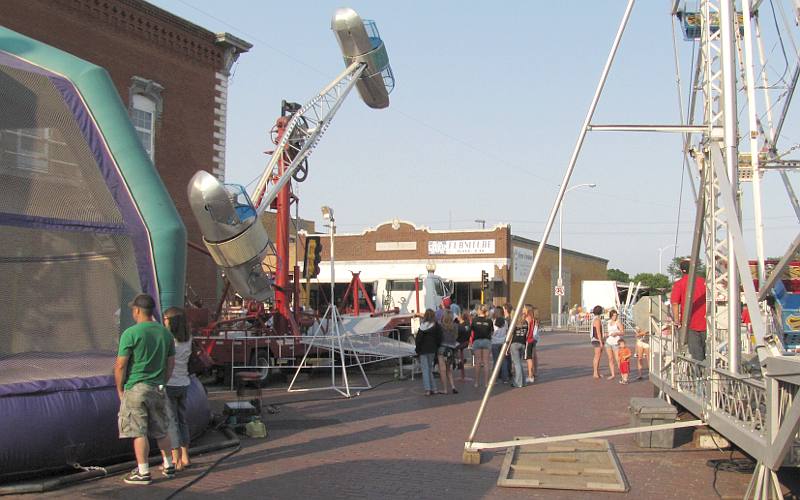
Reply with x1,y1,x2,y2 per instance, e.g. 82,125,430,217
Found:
112,257,707,485
414,300,542,395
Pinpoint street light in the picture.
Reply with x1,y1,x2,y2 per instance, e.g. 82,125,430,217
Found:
658,244,677,275
557,183,596,328
321,206,335,311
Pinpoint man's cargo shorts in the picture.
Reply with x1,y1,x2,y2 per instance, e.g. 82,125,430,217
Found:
118,382,169,439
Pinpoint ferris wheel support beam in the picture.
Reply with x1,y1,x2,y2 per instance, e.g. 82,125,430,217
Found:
742,0,767,285
720,0,743,374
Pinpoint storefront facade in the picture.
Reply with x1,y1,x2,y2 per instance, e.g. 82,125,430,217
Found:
307,219,608,315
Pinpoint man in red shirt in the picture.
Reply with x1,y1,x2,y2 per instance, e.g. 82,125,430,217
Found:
670,260,707,361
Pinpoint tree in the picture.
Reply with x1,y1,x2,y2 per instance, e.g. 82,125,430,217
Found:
666,256,707,281
632,272,671,291
607,268,630,283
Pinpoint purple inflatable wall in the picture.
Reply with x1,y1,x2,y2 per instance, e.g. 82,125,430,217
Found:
0,375,210,483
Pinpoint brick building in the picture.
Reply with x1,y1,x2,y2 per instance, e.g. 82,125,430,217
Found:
0,0,251,303
260,210,316,278
307,219,608,317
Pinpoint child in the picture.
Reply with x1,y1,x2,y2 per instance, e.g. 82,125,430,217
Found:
617,339,632,384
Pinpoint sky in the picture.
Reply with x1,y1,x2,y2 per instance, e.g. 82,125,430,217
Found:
150,0,799,276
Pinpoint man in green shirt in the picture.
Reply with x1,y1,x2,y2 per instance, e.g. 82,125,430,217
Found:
115,293,176,485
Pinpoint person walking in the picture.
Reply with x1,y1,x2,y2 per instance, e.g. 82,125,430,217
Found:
670,259,707,362
635,327,650,380
604,309,623,380
509,311,529,388
456,312,471,382
524,305,540,383
114,294,176,485
617,339,632,384
437,310,459,394
591,305,604,379
415,309,442,396
163,307,192,471
469,305,493,389
490,308,510,384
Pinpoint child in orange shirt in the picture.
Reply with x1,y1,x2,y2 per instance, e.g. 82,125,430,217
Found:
617,339,632,384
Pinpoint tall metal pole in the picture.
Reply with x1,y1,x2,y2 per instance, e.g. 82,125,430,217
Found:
329,217,336,314
465,0,635,450
557,183,596,327
741,0,766,286
557,204,564,327
720,0,741,373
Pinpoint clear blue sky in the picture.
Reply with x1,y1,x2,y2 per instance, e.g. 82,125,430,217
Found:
151,0,798,276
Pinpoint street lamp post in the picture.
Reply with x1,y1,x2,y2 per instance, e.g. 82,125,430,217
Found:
658,244,677,275
321,206,335,311
558,183,596,328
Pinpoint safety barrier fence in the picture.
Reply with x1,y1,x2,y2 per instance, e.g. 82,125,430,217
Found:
226,329,414,390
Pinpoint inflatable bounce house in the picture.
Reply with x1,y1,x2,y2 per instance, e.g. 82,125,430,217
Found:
0,26,209,481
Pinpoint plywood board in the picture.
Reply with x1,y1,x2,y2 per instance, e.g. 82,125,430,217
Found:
497,438,628,492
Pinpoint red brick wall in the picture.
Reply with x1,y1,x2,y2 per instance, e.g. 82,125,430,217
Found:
1,0,223,303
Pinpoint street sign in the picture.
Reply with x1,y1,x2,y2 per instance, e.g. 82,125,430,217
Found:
554,285,565,297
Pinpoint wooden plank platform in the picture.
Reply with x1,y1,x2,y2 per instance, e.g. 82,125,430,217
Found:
497,437,629,492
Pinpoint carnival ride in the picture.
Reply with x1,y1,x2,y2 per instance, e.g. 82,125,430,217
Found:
0,27,209,481
463,1,800,498
188,8,411,396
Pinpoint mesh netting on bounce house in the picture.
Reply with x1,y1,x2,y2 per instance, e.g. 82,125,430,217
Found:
0,26,210,482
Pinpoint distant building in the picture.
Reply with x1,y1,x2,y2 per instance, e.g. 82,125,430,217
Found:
305,220,607,316
259,210,316,278
1,0,251,304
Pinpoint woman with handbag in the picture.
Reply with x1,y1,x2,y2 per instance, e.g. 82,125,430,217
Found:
163,307,192,470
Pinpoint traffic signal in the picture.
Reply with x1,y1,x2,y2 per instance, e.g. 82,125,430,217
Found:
481,270,489,290
303,236,323,278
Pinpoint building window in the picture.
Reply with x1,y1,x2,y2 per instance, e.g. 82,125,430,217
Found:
128,76,164,163
130,94,155,160
1,127,76,175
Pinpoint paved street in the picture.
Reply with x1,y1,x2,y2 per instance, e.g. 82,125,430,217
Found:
22,332,798,499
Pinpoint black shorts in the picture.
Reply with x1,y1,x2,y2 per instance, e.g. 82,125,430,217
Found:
525,341,537,359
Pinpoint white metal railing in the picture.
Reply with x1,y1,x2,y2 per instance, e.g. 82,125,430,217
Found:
227,329,414,390
550,312,593,333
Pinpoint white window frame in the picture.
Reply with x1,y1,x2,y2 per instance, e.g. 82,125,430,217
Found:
131,94,156,161
128,76,164,163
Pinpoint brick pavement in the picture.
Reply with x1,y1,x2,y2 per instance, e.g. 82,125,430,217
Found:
18,332,798,499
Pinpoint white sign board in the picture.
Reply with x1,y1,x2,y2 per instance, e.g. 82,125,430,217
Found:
554,286,565,296
376,241,417,251
512,246,534,282
428,239,495,256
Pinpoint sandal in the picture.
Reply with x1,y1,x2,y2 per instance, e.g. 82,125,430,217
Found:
451,387,458,394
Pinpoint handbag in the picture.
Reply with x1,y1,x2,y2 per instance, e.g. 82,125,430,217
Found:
188,339,214,375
